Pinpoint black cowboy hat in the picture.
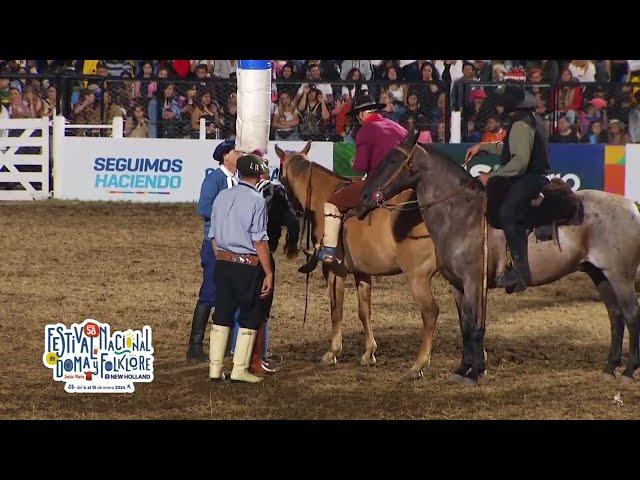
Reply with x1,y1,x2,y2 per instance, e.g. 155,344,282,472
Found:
348,94,386,116
494,83,536,112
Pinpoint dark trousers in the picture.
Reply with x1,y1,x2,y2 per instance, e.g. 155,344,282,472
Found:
198,239,216,307
214,260,265,330
498,173,549,256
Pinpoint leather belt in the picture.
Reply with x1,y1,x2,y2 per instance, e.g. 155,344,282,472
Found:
216,249,260,267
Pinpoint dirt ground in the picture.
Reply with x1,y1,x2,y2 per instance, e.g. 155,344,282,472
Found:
1,201,639,420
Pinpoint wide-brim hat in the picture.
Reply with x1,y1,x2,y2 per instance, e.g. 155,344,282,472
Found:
348,94,386,116
495,83,536,112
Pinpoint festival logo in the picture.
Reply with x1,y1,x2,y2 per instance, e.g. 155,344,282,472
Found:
43,319,154,393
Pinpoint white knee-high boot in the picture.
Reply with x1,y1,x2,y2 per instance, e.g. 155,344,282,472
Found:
322,202,343,249
230,328,263,383
209,325,230,380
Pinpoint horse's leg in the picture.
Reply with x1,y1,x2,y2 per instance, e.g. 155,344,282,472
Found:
451,287,472,378
320,267,345,366
583,264,625,379
605,274,640,382
452,279,486,385
354,272,377,366
405,270,439,379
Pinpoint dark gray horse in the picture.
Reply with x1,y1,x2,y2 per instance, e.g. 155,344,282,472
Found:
362,131,640,385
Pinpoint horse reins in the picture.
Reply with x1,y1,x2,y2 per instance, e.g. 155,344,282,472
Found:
378,144,467,212
299,161,314,326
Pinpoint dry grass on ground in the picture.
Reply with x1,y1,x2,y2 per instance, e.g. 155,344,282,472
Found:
1,201,639,419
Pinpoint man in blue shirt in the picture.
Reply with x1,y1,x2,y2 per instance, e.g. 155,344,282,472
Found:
208,154,274,383
186,140,241,362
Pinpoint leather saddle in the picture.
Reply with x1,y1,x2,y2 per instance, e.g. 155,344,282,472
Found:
487,177,584,242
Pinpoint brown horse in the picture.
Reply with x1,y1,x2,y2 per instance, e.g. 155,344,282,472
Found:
275,142,439,376
363,131,640,385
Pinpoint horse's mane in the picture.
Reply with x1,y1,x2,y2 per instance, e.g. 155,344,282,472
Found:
286,152,351,183
421,144,485,193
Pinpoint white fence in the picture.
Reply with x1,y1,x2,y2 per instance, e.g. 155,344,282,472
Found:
0,117,50,200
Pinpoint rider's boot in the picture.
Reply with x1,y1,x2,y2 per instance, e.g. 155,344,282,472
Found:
317,202,343,267
497,226,531,293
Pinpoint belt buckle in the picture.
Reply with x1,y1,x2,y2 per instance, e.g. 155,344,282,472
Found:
236,255,248,264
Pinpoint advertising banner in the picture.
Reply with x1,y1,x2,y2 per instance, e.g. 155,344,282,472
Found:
54,138,334,202
625,144,640,203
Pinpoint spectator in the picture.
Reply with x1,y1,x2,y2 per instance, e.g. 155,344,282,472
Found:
578,98,607,135
0,76,11,108
556,68,583,124
629,91,640,143
527,68,544,94
22,85,42,118
190,89,223,139
194,63,209,81
550,115,580,143
148,82,182,138
568,60,596,83
147,66,169,99
104,60,132,78
102,90,127,125
295,64,333,104
272,91,300,140
410,61,442,111
73,89,100,136
220,90,238,138
463,119,482,143
190,60,214,76
607,119,630,145
580,120,607,144
379,90,405,123
434,60,464,83
42,85,58,119
399,97,427,134
9,87,29,118
212,60,235,79
276,62,299,100
341,68,369,100
436,121,446,143
118,70,137,109
472,60,492,82
463,89,488,128
608,93,634,124
180,84,198,127
135,61,156,100
124,103,150,138
340,60,374,81
492,61,509,81
331,97,352,141
297,85,329,141
383,66,406,105
481,115,507,142
451,61,476,111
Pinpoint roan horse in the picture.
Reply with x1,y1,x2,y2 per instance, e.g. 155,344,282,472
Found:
275,142,440,375
363,130,640,385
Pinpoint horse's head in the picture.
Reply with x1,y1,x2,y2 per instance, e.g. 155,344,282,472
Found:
362,130,421,209
275,141,311,183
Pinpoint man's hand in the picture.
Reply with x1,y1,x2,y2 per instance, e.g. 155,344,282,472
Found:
464,143,481,164
261,274,274,299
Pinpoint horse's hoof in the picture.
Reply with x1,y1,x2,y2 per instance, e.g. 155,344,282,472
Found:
403,368,424,381
320,353,337,366
621,374,635,384
459,376,478,386
360,354,377,366
601,372,616,381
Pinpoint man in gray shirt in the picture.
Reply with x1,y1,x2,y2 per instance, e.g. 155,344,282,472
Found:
208,154,274,383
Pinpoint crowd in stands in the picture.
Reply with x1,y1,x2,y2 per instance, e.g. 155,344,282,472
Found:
0,60,639,144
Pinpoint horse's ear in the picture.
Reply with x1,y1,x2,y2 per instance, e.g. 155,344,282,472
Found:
275,144,286,160
405,128,419,146
301,141,312,156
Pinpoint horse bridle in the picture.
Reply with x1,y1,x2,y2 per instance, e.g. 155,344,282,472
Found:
375,143,467,211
